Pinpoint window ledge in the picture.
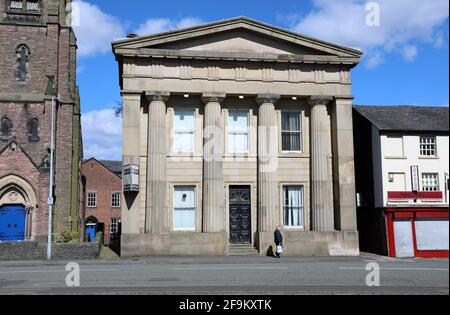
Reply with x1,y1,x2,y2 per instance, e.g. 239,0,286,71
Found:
418,156,439,159
279,152,309,158
384,156,407,160
224,153,253,158
283,226,305,231
169,153,201,158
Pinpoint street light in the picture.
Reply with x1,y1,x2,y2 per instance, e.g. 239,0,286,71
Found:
47,80,56,260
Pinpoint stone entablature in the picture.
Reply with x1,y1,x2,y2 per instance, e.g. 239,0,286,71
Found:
120,55,352,85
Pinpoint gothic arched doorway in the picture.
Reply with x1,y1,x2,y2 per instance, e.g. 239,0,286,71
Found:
0,175,38,241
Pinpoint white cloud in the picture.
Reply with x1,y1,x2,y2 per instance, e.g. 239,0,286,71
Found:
72,0,126,57
286,0,449,67
401,45,418,62
135,17,203,36
365,51,384,68
81,109,122,160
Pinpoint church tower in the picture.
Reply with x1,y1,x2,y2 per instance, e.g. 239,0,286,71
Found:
0,0,83,242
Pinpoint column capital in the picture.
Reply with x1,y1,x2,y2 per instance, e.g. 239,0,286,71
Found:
145,91,170,102
308,95,334,106
256,93,280,105
202,92,226,104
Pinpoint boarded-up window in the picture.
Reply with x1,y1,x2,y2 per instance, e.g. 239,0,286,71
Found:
384,136,404,157
386,172,406,192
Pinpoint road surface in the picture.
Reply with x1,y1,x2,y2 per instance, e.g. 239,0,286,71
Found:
0,253,448,295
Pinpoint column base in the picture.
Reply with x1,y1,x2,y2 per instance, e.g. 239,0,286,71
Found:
121,232,228,257
258,230,359,256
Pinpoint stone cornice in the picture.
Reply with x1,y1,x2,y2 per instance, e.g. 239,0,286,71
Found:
115,48,360,66
112,17,363,58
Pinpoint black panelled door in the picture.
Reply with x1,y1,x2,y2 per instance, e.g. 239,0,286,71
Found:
229,186,251,244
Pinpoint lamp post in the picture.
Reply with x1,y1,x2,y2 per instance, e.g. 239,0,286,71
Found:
47,95,56,260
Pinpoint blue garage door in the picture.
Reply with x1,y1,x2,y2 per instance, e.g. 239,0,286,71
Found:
0,205,26,241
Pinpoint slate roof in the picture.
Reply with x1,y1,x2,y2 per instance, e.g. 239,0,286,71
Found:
99,160,122,177
83,158,122,177
354,105,449,132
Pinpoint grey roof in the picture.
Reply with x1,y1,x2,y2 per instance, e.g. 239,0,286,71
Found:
99,160,122,177
83,158,122,177
354,105,449,132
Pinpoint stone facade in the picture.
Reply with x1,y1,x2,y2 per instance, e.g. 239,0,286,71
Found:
0,0,82,242
81,158,122,244
113,17,361,256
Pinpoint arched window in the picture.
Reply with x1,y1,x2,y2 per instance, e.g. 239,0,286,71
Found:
16,45,30,82
28,118,39,142
1,117,13,141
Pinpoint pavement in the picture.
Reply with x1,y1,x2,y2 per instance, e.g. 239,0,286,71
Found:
0,252,448,295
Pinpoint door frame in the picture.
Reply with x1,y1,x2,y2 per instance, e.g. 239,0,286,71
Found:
228,184,252,245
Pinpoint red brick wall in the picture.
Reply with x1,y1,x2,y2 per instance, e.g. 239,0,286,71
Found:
54,103,74,233
0,0,82,239
82,160,122,244
0,143,49,239
0,24,50,94
0,102,51,162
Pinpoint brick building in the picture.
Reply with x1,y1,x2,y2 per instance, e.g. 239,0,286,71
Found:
81,158,122,245
0,0,83,242
354,106,449,258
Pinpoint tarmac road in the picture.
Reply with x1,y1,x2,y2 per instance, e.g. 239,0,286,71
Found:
0,253,448,295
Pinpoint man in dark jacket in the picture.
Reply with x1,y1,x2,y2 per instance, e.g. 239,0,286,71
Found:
274,225,283,258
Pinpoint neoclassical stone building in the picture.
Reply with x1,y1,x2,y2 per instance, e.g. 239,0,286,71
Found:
113,17,362,256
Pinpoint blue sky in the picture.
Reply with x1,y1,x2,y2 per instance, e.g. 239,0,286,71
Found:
74,0,449,160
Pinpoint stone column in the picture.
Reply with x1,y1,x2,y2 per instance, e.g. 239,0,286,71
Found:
257,94,280,232
309,96,334,231
121,92,142,234
202,93,226,233
332,97,357,231
145,91,170,234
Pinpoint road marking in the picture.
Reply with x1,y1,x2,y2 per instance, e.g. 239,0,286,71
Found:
340,267,449,271
172,266,289,271
0,268,119,274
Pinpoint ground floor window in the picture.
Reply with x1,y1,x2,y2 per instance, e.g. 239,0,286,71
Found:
110,218,119,234
173,186,196,231
283,185,304,228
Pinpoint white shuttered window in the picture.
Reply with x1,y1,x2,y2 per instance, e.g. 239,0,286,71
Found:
173,186,196,231
173,109,195,152
228,111,249,153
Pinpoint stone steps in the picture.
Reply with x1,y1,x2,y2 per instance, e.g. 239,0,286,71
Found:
228,244,260,256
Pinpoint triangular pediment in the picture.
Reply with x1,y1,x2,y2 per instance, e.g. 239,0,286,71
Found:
113,17,362,59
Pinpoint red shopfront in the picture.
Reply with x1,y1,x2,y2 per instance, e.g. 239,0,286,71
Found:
386,192,449,258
